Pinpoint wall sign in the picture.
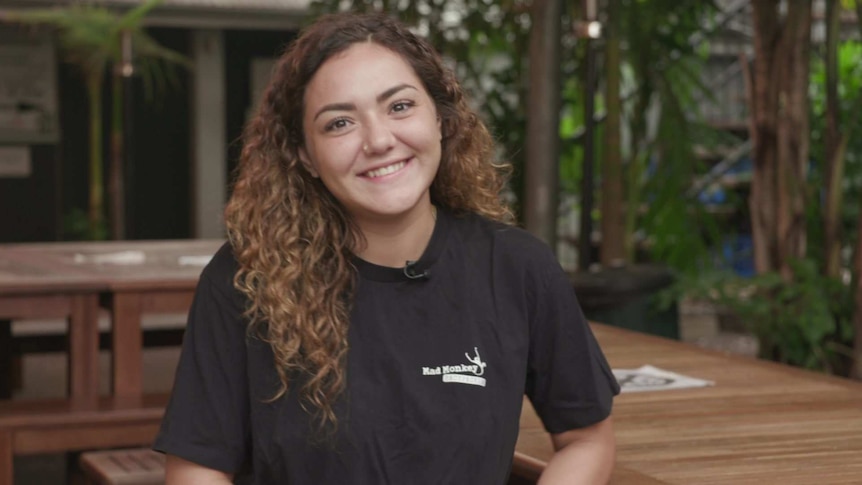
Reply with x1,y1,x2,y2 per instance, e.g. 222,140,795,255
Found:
0,25,60,144
0,146,32,177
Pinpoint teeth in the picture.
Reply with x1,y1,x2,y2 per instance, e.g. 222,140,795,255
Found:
365,161,406,178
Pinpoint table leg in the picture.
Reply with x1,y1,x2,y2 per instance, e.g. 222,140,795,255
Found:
0,430,12,485
111,292,143,397
0,319,11,399
67,294,100,400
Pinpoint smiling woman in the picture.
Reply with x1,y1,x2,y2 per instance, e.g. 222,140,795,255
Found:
153,12,619,485
299,42,443,244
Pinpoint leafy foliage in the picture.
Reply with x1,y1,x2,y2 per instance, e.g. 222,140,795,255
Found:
607,0,725,272
809,40,862,262
63,208,108,241
674,260,853,374
671,39,862,378
672,17,862,378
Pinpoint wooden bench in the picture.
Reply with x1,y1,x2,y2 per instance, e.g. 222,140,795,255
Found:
0,393,168,484
79,448,165,485
1,313,186,398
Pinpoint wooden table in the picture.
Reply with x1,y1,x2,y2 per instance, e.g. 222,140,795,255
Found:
79,240,223,397
0,248,104,400
514,323,862,484
0,240,223,399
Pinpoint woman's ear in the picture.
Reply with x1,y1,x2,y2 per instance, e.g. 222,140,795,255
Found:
298,148,319,178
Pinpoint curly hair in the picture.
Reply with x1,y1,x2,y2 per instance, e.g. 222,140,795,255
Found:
224,11,513,431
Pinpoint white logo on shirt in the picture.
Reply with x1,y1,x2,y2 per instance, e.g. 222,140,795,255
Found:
421,347,487,387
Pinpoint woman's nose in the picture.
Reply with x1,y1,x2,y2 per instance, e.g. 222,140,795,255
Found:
362,117,396,155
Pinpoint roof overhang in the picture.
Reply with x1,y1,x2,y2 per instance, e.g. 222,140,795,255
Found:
1,0,311,30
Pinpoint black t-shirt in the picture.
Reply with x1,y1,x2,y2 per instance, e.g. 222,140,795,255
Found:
154,209,620,484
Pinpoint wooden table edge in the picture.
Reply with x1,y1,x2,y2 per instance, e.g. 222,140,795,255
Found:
589,322,862,391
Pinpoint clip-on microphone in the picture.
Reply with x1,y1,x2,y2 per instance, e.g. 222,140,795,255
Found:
403,260,431,280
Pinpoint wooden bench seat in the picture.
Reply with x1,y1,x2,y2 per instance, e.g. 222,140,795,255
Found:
79,448,165,485
0,393,169,484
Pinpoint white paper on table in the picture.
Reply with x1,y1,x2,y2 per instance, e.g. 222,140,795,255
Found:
177,255,213,266
73,250,146,265
612,365,714,393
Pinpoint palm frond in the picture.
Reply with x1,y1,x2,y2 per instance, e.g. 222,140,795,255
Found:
116,0,165,30
132,31,191,67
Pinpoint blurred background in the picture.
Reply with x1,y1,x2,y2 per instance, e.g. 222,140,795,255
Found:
1,0,861,481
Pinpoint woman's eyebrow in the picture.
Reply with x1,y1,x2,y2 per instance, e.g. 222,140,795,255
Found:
313,102,355,121
312,84,418,121
377,83,417,103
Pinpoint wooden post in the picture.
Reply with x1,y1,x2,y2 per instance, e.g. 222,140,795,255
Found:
524,0,563,250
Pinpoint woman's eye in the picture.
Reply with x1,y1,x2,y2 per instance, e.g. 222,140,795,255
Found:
391,101,415,113
324,118,350,132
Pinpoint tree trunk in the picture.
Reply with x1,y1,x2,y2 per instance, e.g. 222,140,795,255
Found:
109,71,126,240
854,209,862,378
849,1,862,380
600,0,625,267
577,0,598,269
748,0,812,279
524,0,562,250
823,0,845,279
86,73,105,239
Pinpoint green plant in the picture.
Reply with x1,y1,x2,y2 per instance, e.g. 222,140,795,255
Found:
63,207,107,241
623,1,729,271
669,33,862,378
674,259,853,374
566,0,729,274
4,0,188,239
809,40,862,267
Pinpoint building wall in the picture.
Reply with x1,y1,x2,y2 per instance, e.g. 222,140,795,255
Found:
0,26,61,242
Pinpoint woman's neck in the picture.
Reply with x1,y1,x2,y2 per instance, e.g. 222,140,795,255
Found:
354,204,437,268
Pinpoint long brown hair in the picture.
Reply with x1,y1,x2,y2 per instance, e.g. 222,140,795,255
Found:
224,12,512,430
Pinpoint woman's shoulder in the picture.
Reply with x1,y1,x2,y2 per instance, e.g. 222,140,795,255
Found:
199,241,241,291
451,212,559,269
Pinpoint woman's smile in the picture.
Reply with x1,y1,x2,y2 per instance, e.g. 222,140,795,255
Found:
361,159,410,179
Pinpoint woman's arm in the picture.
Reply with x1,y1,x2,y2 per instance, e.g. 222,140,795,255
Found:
165,454,234,485
537,416,616,485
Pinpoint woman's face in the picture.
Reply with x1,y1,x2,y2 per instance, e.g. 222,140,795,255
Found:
300,42,442,224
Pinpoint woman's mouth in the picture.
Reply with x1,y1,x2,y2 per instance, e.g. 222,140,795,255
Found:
363,160,407,178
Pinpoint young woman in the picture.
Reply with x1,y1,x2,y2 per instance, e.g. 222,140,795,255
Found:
155,12,619,484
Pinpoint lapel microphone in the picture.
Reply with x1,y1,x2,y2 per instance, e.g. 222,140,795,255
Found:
403,260,431,280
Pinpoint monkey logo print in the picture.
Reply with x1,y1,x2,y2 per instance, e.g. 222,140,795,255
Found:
420,347,488,387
